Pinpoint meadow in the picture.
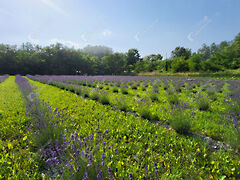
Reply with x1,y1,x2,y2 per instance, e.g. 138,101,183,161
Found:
0,75,240,179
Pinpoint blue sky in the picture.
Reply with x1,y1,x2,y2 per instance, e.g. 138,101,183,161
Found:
0,0,240,58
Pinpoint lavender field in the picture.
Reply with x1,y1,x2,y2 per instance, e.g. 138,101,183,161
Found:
0,75,240,179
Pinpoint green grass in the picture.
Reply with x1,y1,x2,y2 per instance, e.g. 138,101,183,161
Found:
26,78,240,179
0,77,40,179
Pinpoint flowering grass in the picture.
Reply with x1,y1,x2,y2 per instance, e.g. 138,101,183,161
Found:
24,78,240,179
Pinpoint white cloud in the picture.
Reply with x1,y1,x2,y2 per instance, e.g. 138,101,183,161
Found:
187,16,212,42
134,18,159,42
134,33,140,42
49,38,81,49
102,29,112,37
187,32,194,42
40,0,67,15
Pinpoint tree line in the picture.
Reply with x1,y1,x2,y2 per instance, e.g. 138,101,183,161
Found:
0,32,239,75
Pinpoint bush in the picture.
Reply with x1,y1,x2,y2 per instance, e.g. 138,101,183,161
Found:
99,93,110,105
168,94,179,105
116,98,129,111
112,87,119,93
131,85,138,90
149,93,159,102
89,90,99,100
121,88,128,94
139,107,151,119
225,128,240,151
170,113,191,134
197,97,210,111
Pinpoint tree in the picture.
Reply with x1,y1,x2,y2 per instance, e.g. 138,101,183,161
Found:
188,53,203,72
171,46,191,60
102,53,127,74
126,49,141,65
144,54,163,62
82,45,113,58
171,57,189,72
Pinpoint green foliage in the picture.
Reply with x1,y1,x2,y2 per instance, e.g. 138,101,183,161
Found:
0,77,41,178
99,93,110,105
102,53,127,75
170,112,191,134
171,57,189,72
121,88,128,94
197,96,210,111
149,93,159,102
112,87,119,93
171,46,192,59
26,77,240,179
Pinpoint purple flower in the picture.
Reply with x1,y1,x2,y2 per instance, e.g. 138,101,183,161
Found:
108,167,112,177
108,146,111,149
97,170,102,180
46,158,51,164
102,153,105,160
101,161,105,166
105,129,109,134
83,172,88,180
129,173,133,178
115,148,118,152
71,134,75,140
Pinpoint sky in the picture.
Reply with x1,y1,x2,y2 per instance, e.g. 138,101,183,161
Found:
0,0,240,58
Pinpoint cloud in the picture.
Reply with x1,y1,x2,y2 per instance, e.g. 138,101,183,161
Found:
49,38,81,49
187,16,212,42
134,33,140,42
102,29,112,37
134,18,159,42
187,32,194,42
40,0,67,15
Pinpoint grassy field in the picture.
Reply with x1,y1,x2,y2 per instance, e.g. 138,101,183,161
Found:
0,75,240,179
138,69,240,79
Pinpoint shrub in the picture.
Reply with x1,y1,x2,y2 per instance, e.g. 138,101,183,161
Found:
74,87,82,95
99,93,110,105
141,86,146,91
116,98,129,111
98,85,103,89
82,89,89,98
139,107,151,119
168,94,179,105
170,113,191,134
225,127,240,151
207,88,217,100
121,88,128,94
112,87,119,93
149,93,159,102
131,85,138,90
197,97,210,111
89,90,99,100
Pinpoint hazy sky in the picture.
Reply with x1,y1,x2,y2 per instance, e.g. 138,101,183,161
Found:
1,0,240,58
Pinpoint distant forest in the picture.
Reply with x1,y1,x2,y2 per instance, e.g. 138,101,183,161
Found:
0,32,239,75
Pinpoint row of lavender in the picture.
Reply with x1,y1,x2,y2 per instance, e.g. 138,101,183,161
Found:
29,75,240,100
15,75,127,179
27,75,240,151
0,74,9,83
